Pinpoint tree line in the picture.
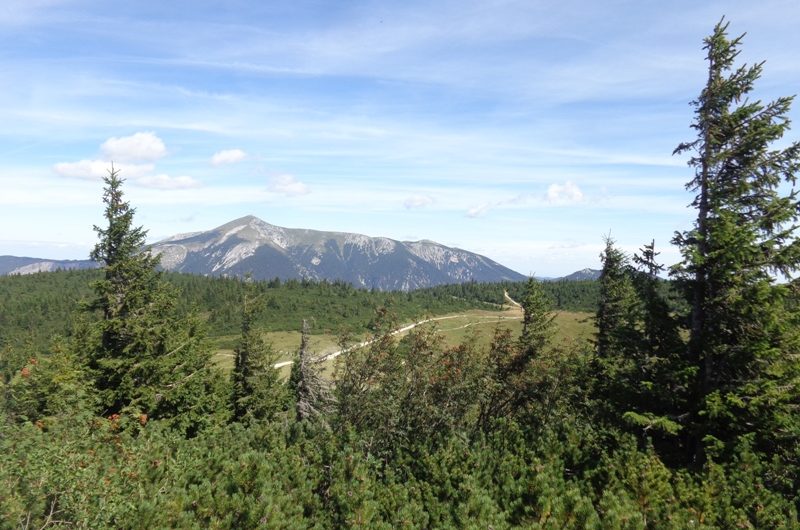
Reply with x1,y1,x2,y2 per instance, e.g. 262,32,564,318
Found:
0,264,601,352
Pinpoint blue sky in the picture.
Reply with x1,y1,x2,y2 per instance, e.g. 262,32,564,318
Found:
2,0,800,276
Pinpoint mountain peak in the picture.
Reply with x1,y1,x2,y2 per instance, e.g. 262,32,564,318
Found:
218,214,266,229
556,268,601,281
147,216,525,290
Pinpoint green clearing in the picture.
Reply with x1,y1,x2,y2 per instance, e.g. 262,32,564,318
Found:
430,309,594,350
211,308,596,375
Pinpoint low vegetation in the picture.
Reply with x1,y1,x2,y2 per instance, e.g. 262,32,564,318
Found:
1,21,799,528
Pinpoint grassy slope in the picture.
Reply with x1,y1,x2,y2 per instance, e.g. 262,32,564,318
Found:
212,305,596,377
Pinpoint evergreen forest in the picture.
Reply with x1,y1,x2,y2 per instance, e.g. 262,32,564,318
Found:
2,21,799,528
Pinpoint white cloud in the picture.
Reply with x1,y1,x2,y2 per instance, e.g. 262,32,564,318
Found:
267,174,310,196
52,132,197,190
403,194,434,209
546,181,584,205
466,203,491,218
101,132,167,162
135,174,201,190
53,159,154,180
211,148,247,166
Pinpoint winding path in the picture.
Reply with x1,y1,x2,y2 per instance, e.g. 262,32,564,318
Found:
503,289,522,308
270,292,525,369
272,314,466,369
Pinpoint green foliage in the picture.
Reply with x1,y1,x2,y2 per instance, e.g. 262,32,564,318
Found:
430,278,602,313
672,19,800,472
476,279,587,435
3,345,93,424
335,307,490,458
593,237,696,455
519,278,556,356
595,236,641,362
231,282,287,423
2,21,800,529
0,269,96,351
76,170,227,434
0,270,507,351
593,238,645,425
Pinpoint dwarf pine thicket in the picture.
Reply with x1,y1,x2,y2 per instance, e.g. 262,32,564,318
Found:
1,21,799,528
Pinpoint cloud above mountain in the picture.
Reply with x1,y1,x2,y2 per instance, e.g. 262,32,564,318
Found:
267,174,310,196
546,181,584,205
101,132,167,162
52,132,200,190
211,149,247,166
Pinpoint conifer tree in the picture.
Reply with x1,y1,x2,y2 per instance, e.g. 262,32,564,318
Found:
477,279,571,432
593,237,649,431
595,236,639,362
622,242,690,447
231,279,285,422
518,277,555,361
631,241,682,360
81,168,221,431
673,20,800,464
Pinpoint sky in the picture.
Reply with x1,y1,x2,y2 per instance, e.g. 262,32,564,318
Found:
2,0,800,277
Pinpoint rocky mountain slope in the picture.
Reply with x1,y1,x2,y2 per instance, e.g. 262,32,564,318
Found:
147,215,526,290
1,218,602,288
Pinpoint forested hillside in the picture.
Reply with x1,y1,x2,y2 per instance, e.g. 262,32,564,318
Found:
2,22,799,528
0,269,600,350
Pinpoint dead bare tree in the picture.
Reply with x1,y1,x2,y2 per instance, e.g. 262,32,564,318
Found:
290,319,334,425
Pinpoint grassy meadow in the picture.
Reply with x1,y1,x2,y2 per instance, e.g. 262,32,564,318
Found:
212,305,596,377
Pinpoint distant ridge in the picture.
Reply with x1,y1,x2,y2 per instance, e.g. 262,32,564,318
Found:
553,268,601,282
0,223,600,287
145,215,526,291
0,255,98,276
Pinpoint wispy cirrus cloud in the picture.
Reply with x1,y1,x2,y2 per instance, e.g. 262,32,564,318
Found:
3,1,797,277
404,194,435,209
465,182,586,217
53,159,154,180
135,174,200,190
466,203,491,218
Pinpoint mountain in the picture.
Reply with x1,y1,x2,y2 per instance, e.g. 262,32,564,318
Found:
147,215,526,290
554,268,602,281
0,255,98,276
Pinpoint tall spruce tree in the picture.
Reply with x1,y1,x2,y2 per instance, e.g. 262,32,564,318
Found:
672,20,800,465
595,236,640,362
593,238,642,426
82,168,222,431
631,241,683,362
518,278,556,360
231,280,285,423
624,242,690,450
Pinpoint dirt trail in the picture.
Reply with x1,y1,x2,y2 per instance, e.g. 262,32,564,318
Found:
271,293,525,370
503,290,522,308
273,309,527,369
272,314,466,369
